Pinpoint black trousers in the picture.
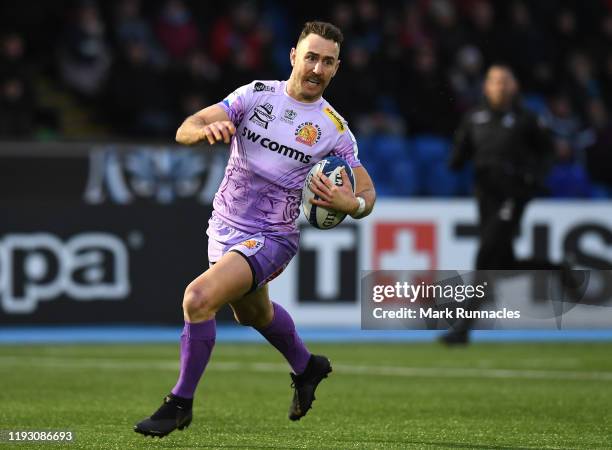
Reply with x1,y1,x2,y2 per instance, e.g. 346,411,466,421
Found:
449,188,562,334
475,190,560,271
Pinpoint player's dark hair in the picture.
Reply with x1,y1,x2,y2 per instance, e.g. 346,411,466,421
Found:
297,21,344,48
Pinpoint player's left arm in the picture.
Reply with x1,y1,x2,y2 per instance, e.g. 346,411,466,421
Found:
310,118,376,218
309,165,376,219
350,165,376,218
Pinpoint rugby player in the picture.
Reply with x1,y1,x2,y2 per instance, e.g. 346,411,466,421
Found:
134,21,376,437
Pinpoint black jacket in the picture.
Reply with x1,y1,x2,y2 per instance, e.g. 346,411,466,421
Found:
450,102,554,198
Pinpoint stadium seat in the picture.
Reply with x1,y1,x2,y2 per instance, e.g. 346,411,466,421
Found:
389,157,420,196
358,134,414,196
545,162,593,198
411,135,451,166
423,160,460,196
372,135,411,161
455,162,474,196
523,93,548,116
589,182,612,199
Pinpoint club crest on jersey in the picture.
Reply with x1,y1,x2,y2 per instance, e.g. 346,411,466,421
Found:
281,109,297,124
250,103,275,129
294,122,322,146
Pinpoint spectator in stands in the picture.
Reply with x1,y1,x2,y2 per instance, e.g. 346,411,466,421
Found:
584,98,612,190
565,51,601,110
0,32,29,79
398,2,430,52
544,93,582,150
168,49,221,124
0,32,36,137
155,0,200,60
353,0,382,53
103,39,172,136
0,75,35,137
464,0,500,66
400,44,457,135
600,52,612,107
58,0,112,99
325,44,378,127
113,0,166,68
449,45,484,114
209,1,264,70
427,0,469,65
500,1,549,91
208,1,276,93
553,8,580,71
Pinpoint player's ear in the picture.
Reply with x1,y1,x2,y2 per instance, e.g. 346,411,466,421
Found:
290,47,296,67
331,59,340,78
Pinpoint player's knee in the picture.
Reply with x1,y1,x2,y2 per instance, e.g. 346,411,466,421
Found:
183,283,217,318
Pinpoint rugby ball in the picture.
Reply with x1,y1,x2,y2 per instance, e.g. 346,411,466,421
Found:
302,156,355,229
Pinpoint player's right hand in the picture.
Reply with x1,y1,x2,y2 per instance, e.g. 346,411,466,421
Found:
200,121,236,145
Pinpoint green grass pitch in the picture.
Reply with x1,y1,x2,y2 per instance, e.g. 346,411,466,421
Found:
0,342,611,449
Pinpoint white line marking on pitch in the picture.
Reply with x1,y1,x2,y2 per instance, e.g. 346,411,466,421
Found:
1,355,612,382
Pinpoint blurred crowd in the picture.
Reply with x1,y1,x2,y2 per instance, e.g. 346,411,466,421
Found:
1,0,612,197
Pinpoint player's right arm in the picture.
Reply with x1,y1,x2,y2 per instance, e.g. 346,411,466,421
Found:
176,104,236,146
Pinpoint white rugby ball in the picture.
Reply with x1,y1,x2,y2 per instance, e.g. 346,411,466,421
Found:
302,156,355,229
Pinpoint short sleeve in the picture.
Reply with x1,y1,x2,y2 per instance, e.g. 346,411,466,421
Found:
217,83,253,126
330,126,362,168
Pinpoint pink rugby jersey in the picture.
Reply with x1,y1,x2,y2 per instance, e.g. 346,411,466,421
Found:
214,80,361,234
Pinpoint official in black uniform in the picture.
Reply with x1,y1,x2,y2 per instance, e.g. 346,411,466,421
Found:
442,65,562,344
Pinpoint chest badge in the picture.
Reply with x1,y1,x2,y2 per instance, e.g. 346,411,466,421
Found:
502,114,515,128
281,109,297,124
295,122,322,146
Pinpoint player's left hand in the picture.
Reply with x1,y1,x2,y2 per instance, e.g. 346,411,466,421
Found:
309,168,359,215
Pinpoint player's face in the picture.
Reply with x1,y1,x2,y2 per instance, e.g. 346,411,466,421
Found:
484,67,518,110
288,34,340,102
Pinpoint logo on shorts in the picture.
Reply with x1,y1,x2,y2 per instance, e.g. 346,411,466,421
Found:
281,109,297,124
263,263,287,284
240,239,263,250
250,103,275,129
295,122,322,146
253,82,275,93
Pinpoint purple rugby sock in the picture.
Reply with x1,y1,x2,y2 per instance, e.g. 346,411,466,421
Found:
171,319,216,399
257,302,311,374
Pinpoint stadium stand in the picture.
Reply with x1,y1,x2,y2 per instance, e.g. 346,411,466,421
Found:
1,0,612,198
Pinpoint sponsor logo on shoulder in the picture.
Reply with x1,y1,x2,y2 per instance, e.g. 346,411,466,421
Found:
253,82,275,93
295,122,322,146
323,106,345,132
281,109,297,124
249,103,276,129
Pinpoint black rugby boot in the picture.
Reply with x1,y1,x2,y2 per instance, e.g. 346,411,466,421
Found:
134,394,193,438
288,354,332,421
